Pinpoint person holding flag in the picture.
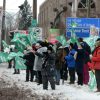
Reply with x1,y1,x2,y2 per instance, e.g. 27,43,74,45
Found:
23,46,35,82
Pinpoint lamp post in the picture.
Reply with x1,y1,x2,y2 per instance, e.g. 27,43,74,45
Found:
1,0,6,51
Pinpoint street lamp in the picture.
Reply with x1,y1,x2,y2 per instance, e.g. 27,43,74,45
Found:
50,6,67,28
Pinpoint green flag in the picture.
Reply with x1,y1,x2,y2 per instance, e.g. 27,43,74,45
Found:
28,31,37,45
12,39,26,52
0,52,8,63
84,36,99,51
2,40,9,49
11,33,30,47
69,29,80,45
7,52,17,61
15,56,26,70
19,35,31,46
7,52,24,61
14,33,26,38
56,35,67,46
17,51,24,57
88,71,97,90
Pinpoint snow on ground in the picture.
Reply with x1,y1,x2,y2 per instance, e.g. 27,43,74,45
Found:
0,63,100,100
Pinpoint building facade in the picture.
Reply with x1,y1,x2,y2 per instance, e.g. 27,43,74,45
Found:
38,0,100,39
0,7,3,49
0,7,3,30
38,0,68,39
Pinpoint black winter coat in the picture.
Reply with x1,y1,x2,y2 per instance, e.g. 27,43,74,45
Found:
23,52,35,70
75,49,85,73
41,52,56,76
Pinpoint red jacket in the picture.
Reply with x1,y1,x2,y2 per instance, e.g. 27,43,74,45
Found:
88,46,100,70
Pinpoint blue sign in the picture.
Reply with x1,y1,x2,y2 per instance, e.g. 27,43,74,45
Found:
66,18,100,37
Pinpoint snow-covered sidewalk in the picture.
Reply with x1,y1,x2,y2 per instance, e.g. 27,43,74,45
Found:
0,63,100,100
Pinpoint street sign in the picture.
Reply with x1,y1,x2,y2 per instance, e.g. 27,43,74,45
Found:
31,27,43,40
66,18,100,37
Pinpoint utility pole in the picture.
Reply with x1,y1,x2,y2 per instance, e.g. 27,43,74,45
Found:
33,0,37,20
1,0,6,51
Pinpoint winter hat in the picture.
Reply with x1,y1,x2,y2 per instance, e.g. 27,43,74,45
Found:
35,43,40,47
96,38,100,42
27,46,32,50
95,38,100,47
69,43,74,49
78,38,83,43
32,44,36,51
47,46,53,52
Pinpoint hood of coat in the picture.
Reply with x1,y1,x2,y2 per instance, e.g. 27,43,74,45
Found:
95,41,100,47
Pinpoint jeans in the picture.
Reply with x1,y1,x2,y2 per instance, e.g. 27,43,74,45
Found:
55,69,61,83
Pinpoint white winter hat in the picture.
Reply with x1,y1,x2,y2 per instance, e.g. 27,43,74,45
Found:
35,43,40,47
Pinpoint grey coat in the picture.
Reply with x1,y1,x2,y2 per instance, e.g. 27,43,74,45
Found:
33,47,47,71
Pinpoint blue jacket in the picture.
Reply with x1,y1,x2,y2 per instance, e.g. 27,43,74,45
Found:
65,49,76,68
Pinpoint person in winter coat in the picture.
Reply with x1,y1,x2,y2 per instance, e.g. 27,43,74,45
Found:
55,47,63,85
23,47,35,82
65,43,76,84
34,43,47,85
88,38,100,92
55,45,68,85
41,46,56,90
75,44,85,86
78,38,91,84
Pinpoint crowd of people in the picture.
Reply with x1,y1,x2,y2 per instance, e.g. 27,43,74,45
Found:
8,38,100,92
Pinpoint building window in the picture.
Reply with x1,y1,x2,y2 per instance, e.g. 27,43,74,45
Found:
78,0,95,9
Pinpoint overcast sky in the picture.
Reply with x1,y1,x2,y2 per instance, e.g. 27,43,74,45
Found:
0,0,45,14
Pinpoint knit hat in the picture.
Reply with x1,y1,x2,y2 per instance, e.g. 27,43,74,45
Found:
47,46,53,52
96,38,100,42
35,43,40,47
95,38,100,47
69,43,74,49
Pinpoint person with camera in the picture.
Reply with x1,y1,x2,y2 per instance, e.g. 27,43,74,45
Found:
41,46,56,90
